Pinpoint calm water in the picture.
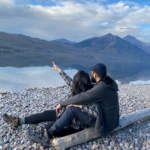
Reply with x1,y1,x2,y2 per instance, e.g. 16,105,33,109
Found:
0,66,78,92
0,52,150,93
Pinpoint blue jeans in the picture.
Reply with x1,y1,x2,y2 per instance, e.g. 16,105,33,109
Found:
50,106,96,132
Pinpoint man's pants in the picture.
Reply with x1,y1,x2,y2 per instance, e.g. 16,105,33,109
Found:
50,106,96,132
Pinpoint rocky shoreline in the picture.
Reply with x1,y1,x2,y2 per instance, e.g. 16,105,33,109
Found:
0,84,150,150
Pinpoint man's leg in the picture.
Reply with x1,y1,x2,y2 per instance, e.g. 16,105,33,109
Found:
49,106,96,134
44,121,83,137
2,109,56,129
26,106,96,146
52,128,83,137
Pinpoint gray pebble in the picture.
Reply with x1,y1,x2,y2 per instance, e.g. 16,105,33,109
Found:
1,85,150,150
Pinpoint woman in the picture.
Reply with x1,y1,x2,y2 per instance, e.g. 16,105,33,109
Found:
3,62,98,138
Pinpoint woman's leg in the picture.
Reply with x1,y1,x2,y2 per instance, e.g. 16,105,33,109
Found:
25,109,56,124
2,109,57,128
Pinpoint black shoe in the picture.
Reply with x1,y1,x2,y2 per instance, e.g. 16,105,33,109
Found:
26,127,51,147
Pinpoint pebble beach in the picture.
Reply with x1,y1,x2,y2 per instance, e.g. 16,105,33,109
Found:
0,84,150,150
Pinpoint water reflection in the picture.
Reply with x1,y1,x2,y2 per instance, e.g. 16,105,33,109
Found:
0,52,150,92
0,66,78,92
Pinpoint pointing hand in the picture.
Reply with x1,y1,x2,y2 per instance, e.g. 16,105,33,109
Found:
52,61,62,72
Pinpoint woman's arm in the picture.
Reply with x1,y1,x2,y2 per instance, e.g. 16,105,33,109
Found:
59,71,73,88
52,61,73,88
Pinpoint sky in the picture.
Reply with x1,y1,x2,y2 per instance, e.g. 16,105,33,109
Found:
0,0,150,42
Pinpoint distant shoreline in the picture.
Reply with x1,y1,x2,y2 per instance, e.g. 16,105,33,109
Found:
1,80,150,94
0,50,149,62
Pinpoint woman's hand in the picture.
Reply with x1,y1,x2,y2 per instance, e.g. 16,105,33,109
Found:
52,61,62,72
66,104,82,109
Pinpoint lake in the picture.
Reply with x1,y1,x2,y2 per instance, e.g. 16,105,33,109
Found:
0,52,150,93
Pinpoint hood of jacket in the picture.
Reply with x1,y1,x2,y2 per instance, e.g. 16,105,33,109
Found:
99,75,119,91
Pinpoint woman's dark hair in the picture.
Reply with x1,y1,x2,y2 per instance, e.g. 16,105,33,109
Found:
71,70,93,96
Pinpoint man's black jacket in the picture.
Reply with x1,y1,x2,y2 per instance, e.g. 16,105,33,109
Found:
60,76,120,136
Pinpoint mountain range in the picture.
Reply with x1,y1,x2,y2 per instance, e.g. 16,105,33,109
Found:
0,32,73,53
50,38,75,44
0,31,150,61
123,35,150,54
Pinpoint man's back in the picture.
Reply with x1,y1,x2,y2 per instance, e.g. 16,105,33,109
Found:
95,76,119,135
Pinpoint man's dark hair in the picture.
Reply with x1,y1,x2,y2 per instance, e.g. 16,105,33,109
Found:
71,70,93,96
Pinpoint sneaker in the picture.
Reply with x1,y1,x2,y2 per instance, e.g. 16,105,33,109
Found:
2,113,19,129
26,127,51,147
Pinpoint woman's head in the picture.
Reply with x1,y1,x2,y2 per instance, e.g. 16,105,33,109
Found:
72,70,93,96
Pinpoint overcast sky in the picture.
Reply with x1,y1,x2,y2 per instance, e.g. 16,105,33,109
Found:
0,0,150,42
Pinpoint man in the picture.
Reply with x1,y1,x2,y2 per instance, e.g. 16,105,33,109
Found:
26,63,119,147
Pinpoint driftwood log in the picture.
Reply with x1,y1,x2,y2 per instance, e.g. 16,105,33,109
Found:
52,107,150,150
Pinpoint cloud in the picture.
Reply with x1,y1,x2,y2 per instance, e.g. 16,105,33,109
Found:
0,0,150,42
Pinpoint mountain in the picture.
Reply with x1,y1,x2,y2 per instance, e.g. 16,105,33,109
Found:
71,33,150,61
50,38,75,44
123,35,150,54
0,31,150,61
0,32,80,57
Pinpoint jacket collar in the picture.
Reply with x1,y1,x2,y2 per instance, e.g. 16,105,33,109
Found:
97,75,107,84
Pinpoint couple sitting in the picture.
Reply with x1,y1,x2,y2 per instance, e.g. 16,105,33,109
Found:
3,62,119,147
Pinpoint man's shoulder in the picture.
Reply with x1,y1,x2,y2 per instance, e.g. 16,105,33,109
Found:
94,78,118,90
92,82,106,92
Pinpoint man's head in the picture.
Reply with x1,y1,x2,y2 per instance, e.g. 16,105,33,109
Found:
88,63,107,83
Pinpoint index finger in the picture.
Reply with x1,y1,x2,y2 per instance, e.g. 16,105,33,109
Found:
52,61,55,66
